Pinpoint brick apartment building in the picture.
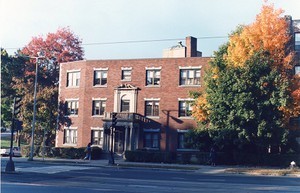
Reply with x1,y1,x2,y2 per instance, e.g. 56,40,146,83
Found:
57,17,300,154
56,36,211,154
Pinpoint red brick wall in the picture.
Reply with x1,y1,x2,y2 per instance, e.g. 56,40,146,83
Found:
57,57,211,151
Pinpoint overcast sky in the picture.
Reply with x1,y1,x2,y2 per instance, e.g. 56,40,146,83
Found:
1,0,300,59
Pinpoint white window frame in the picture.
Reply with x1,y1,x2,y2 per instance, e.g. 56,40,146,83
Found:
92,99,106,116
146,67,161,86
65,99,79,116
121,68,132,81
91,127,104,148
66,70,80,87
63,127,77,145
94,69,108,86
179,66,201,86
178,98,194,118
144,98,160,117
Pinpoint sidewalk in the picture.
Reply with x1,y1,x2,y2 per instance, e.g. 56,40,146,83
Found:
10,157,229,174
5,157,300,177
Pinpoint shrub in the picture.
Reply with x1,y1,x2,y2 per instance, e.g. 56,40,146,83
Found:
20,145,103,160
195,152,210,164
125,150,176,163
178,153,192,164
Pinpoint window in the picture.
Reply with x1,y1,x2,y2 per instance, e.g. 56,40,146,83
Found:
179,101,193,117
180,69,200,86
65,100,79,116
144,131,159,149
67,71,80,87
295,66,300,75
145,101,159,116
177,130,188,149
146,70,160,86
92,100,106,116
295,33,300,51
122,70,132,81
121,99,130,112
64,128,77,144
178,133,185,149
91,129,103,147
94,70,107,86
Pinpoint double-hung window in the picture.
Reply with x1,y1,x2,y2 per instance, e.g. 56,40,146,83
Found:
295,33,300,51
177,130,188,149
144,129,160,149
92,100,106,116
67,71,80,87
64,127,77,145
180,68,201,86
121,99,130,112
145,100,159,117
146,69,160,86
65,100,79,116
94,70,107,86
179,100,193,117
91,128,104,147
295,66,300,75
122,69,132,81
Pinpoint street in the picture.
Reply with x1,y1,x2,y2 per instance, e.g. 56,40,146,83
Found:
1,157,300,193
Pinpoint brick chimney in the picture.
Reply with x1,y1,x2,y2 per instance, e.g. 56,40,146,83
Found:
186,36,197,57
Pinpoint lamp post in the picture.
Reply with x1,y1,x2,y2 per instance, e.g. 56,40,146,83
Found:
28,52,44,161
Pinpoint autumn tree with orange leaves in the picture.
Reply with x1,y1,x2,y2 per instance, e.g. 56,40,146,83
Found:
190,4,299,154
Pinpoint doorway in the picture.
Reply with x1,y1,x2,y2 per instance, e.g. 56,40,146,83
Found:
114,127,125,154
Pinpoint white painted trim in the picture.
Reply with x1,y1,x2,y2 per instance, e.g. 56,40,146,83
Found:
145,66,162,70
63,126,78,130
179,66,202,69
94,67,108,71
65,98,79,101
178,98,195,101
121,67,132,70
92,97,107,100
91,127,103,130
66,69,81,72
144,98,160,101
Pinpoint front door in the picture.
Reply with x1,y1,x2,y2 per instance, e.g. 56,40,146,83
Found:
114,128,124,154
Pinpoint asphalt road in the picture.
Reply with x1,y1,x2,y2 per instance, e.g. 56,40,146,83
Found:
1,157,300,193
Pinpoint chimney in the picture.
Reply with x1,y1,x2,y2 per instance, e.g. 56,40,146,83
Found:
186,36,197,57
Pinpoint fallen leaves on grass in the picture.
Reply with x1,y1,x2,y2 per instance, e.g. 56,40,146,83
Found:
225,168,300,176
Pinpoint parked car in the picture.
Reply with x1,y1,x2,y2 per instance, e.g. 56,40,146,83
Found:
0,147,22,157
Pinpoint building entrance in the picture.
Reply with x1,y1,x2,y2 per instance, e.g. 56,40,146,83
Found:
114,127,125,154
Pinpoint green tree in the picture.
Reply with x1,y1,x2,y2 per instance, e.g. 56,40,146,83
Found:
207,51,289,153
1,49,26,128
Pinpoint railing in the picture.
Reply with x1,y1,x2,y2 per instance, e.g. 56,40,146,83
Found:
103,112,152,123
103,112,135,121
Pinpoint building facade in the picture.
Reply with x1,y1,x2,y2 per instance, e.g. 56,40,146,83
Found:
56,37,211,154
56,17,300,154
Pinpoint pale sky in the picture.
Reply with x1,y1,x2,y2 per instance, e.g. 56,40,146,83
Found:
1,0,300,59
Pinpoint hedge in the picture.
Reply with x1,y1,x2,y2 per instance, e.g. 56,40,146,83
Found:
21,145,103,160
125,150,300,167
125,150,176,163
